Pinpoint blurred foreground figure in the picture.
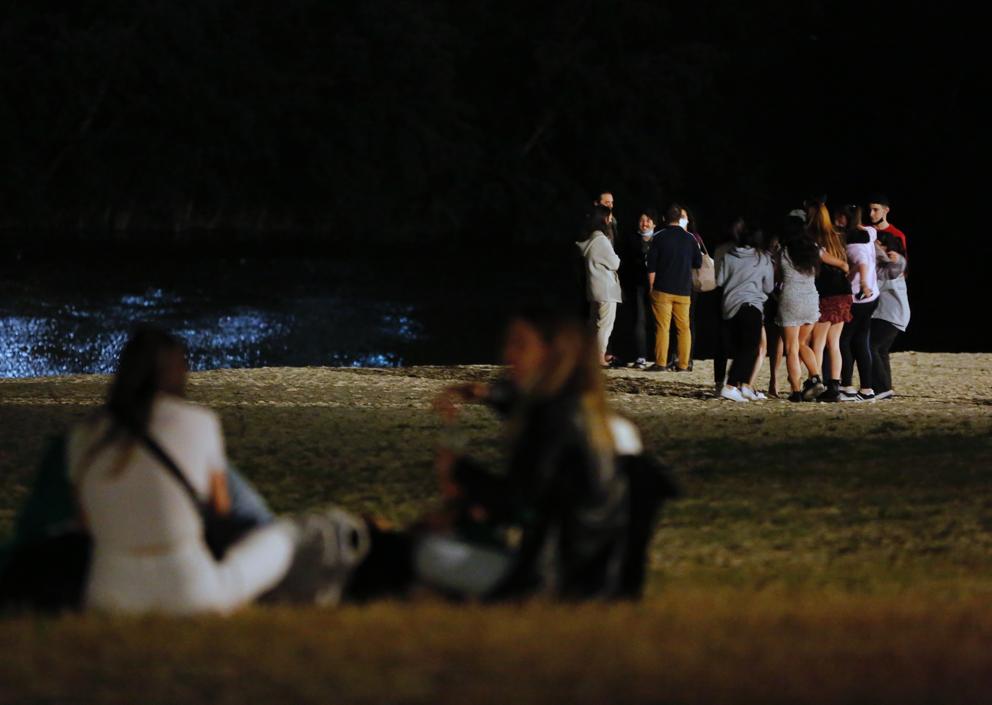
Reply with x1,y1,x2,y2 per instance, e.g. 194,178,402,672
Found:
428,309,676,600
2,326,369,615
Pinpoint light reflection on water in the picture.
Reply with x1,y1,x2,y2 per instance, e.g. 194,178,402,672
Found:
0,288,421,378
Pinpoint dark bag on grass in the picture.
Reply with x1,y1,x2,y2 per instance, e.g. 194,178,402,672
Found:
617,454,680,599
0,531,91,612
0,436,91,613
139,434,257,560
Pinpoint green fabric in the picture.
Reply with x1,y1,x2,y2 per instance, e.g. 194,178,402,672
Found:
0,435,75,573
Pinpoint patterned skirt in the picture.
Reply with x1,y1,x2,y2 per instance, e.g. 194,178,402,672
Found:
818,294,853,324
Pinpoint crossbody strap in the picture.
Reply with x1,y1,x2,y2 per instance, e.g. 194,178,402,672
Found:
138,433,206,514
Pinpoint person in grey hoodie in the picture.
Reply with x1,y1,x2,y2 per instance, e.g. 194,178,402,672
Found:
576,205,623,365
869,232,910,400
714,227,775,402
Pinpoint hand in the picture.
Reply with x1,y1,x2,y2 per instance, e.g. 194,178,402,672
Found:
861,285,872,299
840,262,849,274
433,383,480,423
436,448,461,500
888,251,899,263
209,471,232,516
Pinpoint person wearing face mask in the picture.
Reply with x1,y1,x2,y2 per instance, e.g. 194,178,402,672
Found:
646,203,703,371
866,194,907,259
619,208,658,369
665,208,707,371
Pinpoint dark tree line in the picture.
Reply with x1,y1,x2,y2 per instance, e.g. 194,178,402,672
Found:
0,1,978,250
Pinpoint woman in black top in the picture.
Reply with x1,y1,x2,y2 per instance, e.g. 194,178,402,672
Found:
619,209,659,368
428,309,631,600
809,204,852,401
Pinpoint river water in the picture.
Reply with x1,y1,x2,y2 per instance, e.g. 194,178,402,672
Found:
0,256,519,378
0,246,961,379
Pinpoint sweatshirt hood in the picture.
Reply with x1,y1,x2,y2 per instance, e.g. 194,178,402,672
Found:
576,230,606,256
728,245,763,263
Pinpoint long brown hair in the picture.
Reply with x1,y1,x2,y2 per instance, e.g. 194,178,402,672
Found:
512,310,614,454
808,204,847,261
80,326,188,475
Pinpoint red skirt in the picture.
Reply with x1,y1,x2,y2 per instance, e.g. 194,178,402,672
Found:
818,294,853,324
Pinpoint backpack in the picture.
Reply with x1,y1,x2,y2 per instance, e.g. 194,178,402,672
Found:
0,436,91,613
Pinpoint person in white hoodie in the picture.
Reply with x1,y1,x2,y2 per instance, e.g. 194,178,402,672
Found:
715,226,775,402
576,205,623,366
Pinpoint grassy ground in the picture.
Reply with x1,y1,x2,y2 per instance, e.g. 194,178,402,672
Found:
1,354,991,704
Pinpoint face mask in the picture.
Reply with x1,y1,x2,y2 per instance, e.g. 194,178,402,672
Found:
640,226,654,236
678,217,689,230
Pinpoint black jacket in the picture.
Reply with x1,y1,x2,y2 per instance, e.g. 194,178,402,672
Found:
454,380,630,599
646,226,703,296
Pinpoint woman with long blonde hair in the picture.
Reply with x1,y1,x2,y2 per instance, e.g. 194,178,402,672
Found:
428,309,634,600
808,204,851,401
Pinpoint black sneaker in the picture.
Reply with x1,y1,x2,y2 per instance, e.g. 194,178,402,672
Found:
802,375,826,401
787,391,804,403
816,379,839,402
855,392,876,402
818,387,840,402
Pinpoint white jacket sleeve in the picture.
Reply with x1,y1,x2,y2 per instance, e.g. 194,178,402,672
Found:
590,234,620,271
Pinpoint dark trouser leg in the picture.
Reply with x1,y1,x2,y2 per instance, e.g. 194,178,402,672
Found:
850,300,878,389
713,317,728,388
869,318,900,394
632,285,648,360
727,305,763,387
839,313,856,387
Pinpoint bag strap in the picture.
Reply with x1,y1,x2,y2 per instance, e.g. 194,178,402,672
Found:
697,236,710,257
138,433,207,513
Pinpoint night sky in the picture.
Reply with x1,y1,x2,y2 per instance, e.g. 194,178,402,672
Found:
0,1,986,350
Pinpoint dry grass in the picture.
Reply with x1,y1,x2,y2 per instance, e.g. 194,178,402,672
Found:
1,354,991,704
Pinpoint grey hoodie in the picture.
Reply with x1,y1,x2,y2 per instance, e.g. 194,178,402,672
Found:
576,231,623,303
715,246,775,319
873,249,910,331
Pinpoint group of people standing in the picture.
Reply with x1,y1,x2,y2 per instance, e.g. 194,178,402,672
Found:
575,191,910,402
577,194,704,372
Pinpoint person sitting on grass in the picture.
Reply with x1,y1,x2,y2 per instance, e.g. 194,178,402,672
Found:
427,308,673,601
55,326,366,615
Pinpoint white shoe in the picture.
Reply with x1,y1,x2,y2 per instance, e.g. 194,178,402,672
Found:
838,387,859,402
740,386,765,401
874,390,895,401
280,509,371,606
720,385,748,402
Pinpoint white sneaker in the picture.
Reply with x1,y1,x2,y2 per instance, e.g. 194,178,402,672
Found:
874,390,895,401
838,387,859,402
720,385,748,402
740,386,766,401
279,508,371,606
